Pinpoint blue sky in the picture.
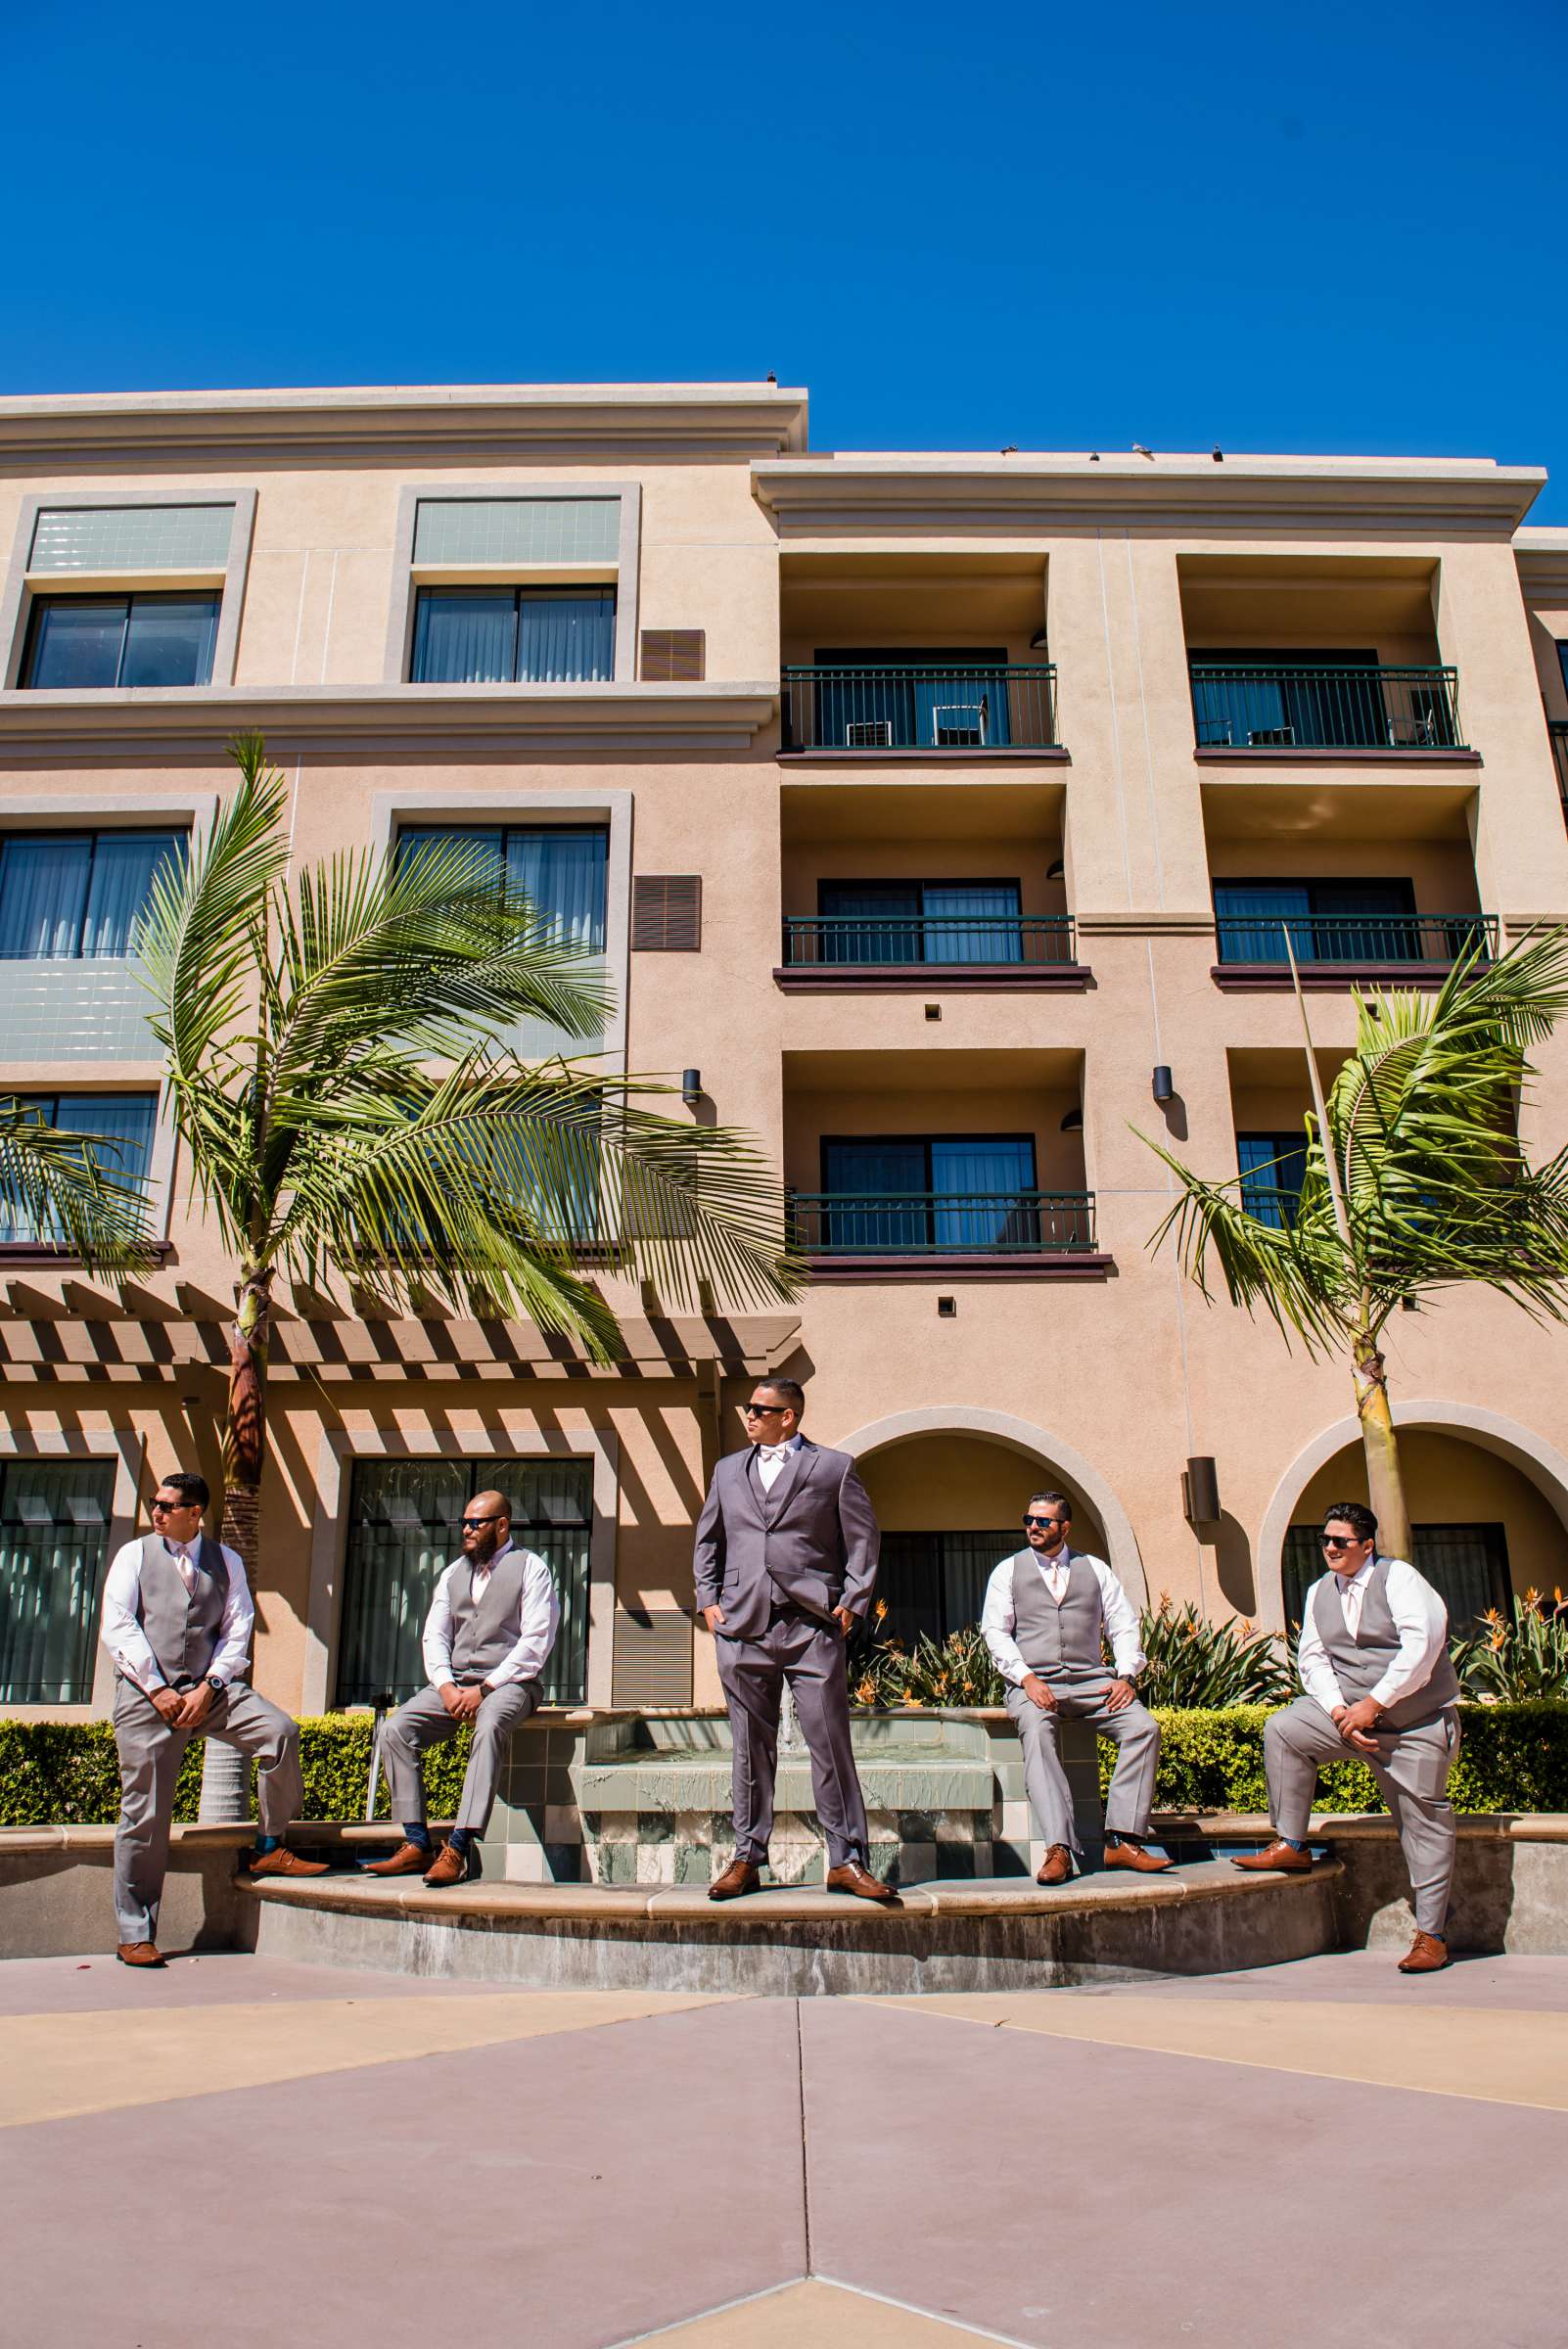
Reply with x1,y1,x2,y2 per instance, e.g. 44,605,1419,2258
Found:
9,0,1567,514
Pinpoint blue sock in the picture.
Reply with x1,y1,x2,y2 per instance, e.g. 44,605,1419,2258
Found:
404,1822,433,1853
1282,1835,1309,1852
448,1827,473,1857
254,1833,280,1856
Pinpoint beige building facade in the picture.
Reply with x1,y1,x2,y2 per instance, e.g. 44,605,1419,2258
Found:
0,381,1566,1724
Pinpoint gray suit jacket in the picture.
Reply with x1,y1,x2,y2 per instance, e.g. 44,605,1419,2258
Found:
693,1439,880,1641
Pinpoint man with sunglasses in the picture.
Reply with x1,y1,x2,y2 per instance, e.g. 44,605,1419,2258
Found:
364,1489,560,1887
694,1378,896,1904
102,1469,327,1968
982,1492,1168,1882
1234,1500,1459,1973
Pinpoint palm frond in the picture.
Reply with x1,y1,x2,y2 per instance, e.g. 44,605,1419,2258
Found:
1140,1130,1350,1354
0,1097,155,1270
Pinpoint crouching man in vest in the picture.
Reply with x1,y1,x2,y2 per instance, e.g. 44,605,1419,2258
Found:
365,1490,560,1888
982,1491,1170,1883
101,1469,327,1969
1234,1500,1459,1973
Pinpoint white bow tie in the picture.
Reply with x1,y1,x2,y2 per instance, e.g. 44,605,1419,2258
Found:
761,1446,792,1463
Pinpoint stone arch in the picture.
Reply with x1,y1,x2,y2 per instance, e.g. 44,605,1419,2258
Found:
836,1405,1148,1604
1257,1400,1568,1629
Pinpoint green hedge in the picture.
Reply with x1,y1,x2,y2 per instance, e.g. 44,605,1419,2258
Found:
0,1715,472,1829
1111,1702,1568,1817
4,1704,1567,1829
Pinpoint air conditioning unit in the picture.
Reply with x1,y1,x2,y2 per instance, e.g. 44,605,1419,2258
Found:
1248,725,1295,747
845,719,894,748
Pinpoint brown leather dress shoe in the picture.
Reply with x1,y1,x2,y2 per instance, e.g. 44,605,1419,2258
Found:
361,1840,434,1877
708,1859,761,1902
115,1940,165,1968
1037,1844,1073,1885
423,1841,480,1887
1103,1838,1173,1873
824,1862,899,1904
247,1846,329,1878
1230,1838,1314,1873
1398,1930,1451,1974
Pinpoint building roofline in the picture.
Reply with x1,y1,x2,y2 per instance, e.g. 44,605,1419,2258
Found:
1515,525,1568,598
753,450,1545,536
0,382,810,463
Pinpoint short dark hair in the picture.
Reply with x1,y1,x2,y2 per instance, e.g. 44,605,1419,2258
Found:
1322,1499,1377,1543
156,1469,209,1510
756,1377,805,1415
1029,1491,1072,1517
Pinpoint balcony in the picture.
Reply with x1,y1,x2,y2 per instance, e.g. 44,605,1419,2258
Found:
1214,910,1496,988
777,913,1083,991
1191,665,1466,756
781,664,1060,756
791,1188,1098,1276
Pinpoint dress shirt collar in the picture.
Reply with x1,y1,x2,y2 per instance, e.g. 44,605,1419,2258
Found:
162,1533,204,1562
1032,1541,1073,1578
756,1433,804,1462
470,1538,513,1580
1332,1555,1376,1596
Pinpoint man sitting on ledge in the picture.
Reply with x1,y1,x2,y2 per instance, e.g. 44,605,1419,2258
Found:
981,1492,1170,1883
1233,1500,1459,1974
364,1490,559,1888
102,1468,327,1969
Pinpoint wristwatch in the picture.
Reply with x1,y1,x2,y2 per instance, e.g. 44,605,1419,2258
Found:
206,1675,225,1698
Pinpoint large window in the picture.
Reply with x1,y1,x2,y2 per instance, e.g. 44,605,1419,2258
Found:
812,646,1013,750
817,880,1024,965
0,831,185,961
1282,1521,1511,1633
0,1093,157,1245
396,824,608,952
820,1133,1038,1250
337,1457,593,1708
1237,1131,1309,1227
22,593,220,690
1215,879,1420,963
411,588,616,685
877,1529,1018,1651
0,1458,115,1702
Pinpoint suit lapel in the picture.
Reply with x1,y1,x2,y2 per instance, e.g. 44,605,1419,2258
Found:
735,1449,767,1527
761,1440,817,1529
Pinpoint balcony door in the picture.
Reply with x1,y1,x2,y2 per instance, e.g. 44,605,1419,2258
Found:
817,880,1023,965
1197,647,1383,749
820,1134,1038,1251
1215,879,1417,963
813,648,1013,750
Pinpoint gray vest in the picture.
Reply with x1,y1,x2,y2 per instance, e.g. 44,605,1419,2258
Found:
449,1547,534,1682
1311,1557,1459,1729
1009,1550,1107,1681
132,1533,230,1686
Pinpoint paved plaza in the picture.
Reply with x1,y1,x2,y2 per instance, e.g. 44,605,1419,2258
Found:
2,1947,1564,2347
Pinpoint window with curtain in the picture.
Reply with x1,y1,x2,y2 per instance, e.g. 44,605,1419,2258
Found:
817,880,1023,965
1281,1520,1511,1633
0,1093,157,1245
23,594,220,689
820,1134,1038,1250
1237,1132,1310,1227
1192,647,1384,750
0,831,185,960
336,1457,593,1708
1215,878,1417,963
410,588,616,684
813,648,1013,751
876,1529,1019,1651
0,1458,115,1702
396,824,608,951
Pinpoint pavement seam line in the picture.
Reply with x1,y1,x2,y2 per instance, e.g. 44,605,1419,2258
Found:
597,2280,811,2347
796,1996,814,2278
810,2274,1042,2346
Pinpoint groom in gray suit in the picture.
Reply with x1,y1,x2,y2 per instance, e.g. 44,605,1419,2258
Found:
694,1378,896,1903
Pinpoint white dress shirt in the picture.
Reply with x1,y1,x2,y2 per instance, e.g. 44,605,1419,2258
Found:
100,1534,254,1692
755,1432,804,1493
1295,1554,1449,1715
422,1539,561,1691
981,1547,1147,1685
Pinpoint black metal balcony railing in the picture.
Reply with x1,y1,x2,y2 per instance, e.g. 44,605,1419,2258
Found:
781,664,1059,753
1190,665,1465,753
790,1190,1096,1255
1216,913,1498,967
782,915,1076,968
1551,721,1568,809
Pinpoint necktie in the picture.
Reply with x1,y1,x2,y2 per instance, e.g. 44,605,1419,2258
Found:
173,1543,198,1597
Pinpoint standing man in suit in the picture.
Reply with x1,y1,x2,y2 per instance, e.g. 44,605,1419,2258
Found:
364,1489,560,1887
694,1378,896,1904
102,1469,327,1969
1234,1500,1460,1973
982,1491,1170,1882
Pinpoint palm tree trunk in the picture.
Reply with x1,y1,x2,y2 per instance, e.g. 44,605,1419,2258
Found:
1352,1327,1412,1559
200,1267,271,1823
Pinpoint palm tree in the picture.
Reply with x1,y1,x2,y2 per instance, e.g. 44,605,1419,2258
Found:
1143,931,1568,1556
0,1097,155,1267
138,730,801,1579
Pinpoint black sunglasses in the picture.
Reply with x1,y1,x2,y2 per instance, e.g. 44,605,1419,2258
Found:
1024,1514,1069,1531
150,1497,199,1515
1319,1533,1361,1550
742,1402,789,1418
461,1512,506,1532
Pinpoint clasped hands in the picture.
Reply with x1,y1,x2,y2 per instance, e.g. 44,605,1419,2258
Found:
1023,1672,1136,1714
1331,1696,1384,1755
438,1681,487,1721
150,1681,214,1728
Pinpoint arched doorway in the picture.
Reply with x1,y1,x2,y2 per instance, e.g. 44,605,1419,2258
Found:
1259,1403,1568,1634
839,1406,1143,1650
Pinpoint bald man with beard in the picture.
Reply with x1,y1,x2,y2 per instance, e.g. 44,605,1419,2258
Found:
363,1489,560,1887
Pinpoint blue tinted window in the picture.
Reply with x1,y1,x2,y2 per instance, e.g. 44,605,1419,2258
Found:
23,593,219,689
0,831,185,959
410,588,615,684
